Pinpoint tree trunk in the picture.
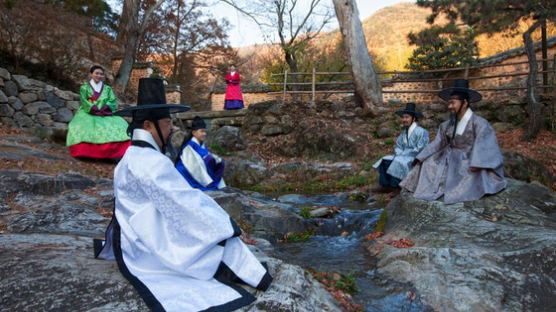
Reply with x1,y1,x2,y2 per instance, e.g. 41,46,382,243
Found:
522,20,543,140
284,49,299,101
332,0,382,116
114,0,140,92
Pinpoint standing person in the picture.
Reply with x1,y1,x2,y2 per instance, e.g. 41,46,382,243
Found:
176,116,226,191
400,79,507,204
66,65,130,159
372,103,429,191
95,78,272,312
224,64,244,109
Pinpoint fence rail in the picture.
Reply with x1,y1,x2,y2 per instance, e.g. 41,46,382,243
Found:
269,57,556,102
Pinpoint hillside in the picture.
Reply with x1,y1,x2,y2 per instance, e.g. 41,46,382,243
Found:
240,2,555,75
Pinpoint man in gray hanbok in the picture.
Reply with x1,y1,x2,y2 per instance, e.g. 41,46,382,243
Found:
373,103,429,189
95,78,272,312
400,79,507,204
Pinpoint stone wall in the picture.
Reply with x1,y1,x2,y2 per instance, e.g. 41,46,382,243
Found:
0,67,80,142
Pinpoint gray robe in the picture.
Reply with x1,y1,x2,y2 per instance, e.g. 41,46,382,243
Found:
373,125,429,180
400,113,506,204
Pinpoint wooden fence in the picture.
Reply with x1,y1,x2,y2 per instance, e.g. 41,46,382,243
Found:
268,57,556,103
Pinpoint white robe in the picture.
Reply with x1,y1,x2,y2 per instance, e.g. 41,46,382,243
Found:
103,129,271,312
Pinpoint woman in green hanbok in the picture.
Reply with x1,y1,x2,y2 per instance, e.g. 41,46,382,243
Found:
66,65,130,158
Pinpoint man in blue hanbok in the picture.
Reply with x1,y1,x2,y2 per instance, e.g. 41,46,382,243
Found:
373,103,429,190
176,116,226,191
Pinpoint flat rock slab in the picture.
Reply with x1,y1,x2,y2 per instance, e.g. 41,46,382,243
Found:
375,179,556,312
0,234,342,312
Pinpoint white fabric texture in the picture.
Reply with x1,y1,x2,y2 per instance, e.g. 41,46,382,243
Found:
180,137,226,189
89,79,103,93
132,129,161,152
114,144,265,311
456,108,473,136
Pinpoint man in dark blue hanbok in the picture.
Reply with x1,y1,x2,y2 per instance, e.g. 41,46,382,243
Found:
373,103,429,190
176,116,226,190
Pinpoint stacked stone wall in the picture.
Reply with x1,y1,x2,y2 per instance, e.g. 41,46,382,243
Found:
0,67,81,142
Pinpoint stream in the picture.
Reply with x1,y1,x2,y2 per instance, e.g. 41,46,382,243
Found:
259,193,432,312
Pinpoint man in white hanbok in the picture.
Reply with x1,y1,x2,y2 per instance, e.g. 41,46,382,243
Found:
95,78,272,312
373,103,429,190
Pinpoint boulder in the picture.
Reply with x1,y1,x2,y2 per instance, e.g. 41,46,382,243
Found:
22,101,55,115
0,103,14,117
224,158,271,188
0,67,10,80
43,91,65,108
19,91,38,104
54,107,74,122
206,125,247,152
0,234,341,312
53,88,76,101
502,149,555,188
272,161,355,181
1,117,17,127
13,111,34,127
4,80,18,97
35,113,53,126
491,122,512,132
261,124,285,136
377,127,395,138
8,96,23,110
66,100,80,111
375,179,556,312
0,89,7,103
12,75,46,91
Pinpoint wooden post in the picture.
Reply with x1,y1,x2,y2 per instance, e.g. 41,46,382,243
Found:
312,67,316,103
283,70,288,104
542,19,548,95
464,63,470,79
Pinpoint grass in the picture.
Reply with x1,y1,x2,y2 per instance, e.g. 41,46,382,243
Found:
208,143,229,156
300,205,312,219
384,138,395,145
375,209,387,233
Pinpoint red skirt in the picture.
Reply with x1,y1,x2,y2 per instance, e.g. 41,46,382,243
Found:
69,141,131,159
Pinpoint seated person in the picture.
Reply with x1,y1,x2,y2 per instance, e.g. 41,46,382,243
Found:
95,78,272,311
373,103,429,190
175,116,226,190
66,65,130,159
400,79,507,204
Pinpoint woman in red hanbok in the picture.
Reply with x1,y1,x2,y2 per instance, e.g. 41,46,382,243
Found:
224,64,244,109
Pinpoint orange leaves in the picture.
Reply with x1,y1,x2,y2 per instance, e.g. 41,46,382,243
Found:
380,238,415,248
364,231,384,240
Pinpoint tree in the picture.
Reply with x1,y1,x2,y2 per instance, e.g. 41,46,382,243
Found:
114,0,164,92
406,23,479,70
219,0,333,97
134,0,231,103
332,0,382,116
415,0,556,140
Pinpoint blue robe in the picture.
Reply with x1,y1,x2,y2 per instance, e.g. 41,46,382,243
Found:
176,138,226,191
373,124,429,185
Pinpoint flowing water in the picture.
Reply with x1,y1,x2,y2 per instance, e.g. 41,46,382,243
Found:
263,193,432,312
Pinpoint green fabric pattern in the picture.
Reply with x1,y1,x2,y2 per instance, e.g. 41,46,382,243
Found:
66,84,130,146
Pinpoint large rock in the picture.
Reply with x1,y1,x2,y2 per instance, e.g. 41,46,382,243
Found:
66,100,80,111
206,125,247,152
0,103,14,117
54,107,74,122
8,96,23,110
375,179,556,312
224,158,271,188
19,91,38,104
4,80,18,97
35,113,53,126
13,111,34,127
12,75,46,91
22,101,55,115
272,161,355,180
208,191,307,235
54,88,76,101
0,67,10,80
503,149,555,188
43,90,65,108
0,234,341,312
0,89,7,103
